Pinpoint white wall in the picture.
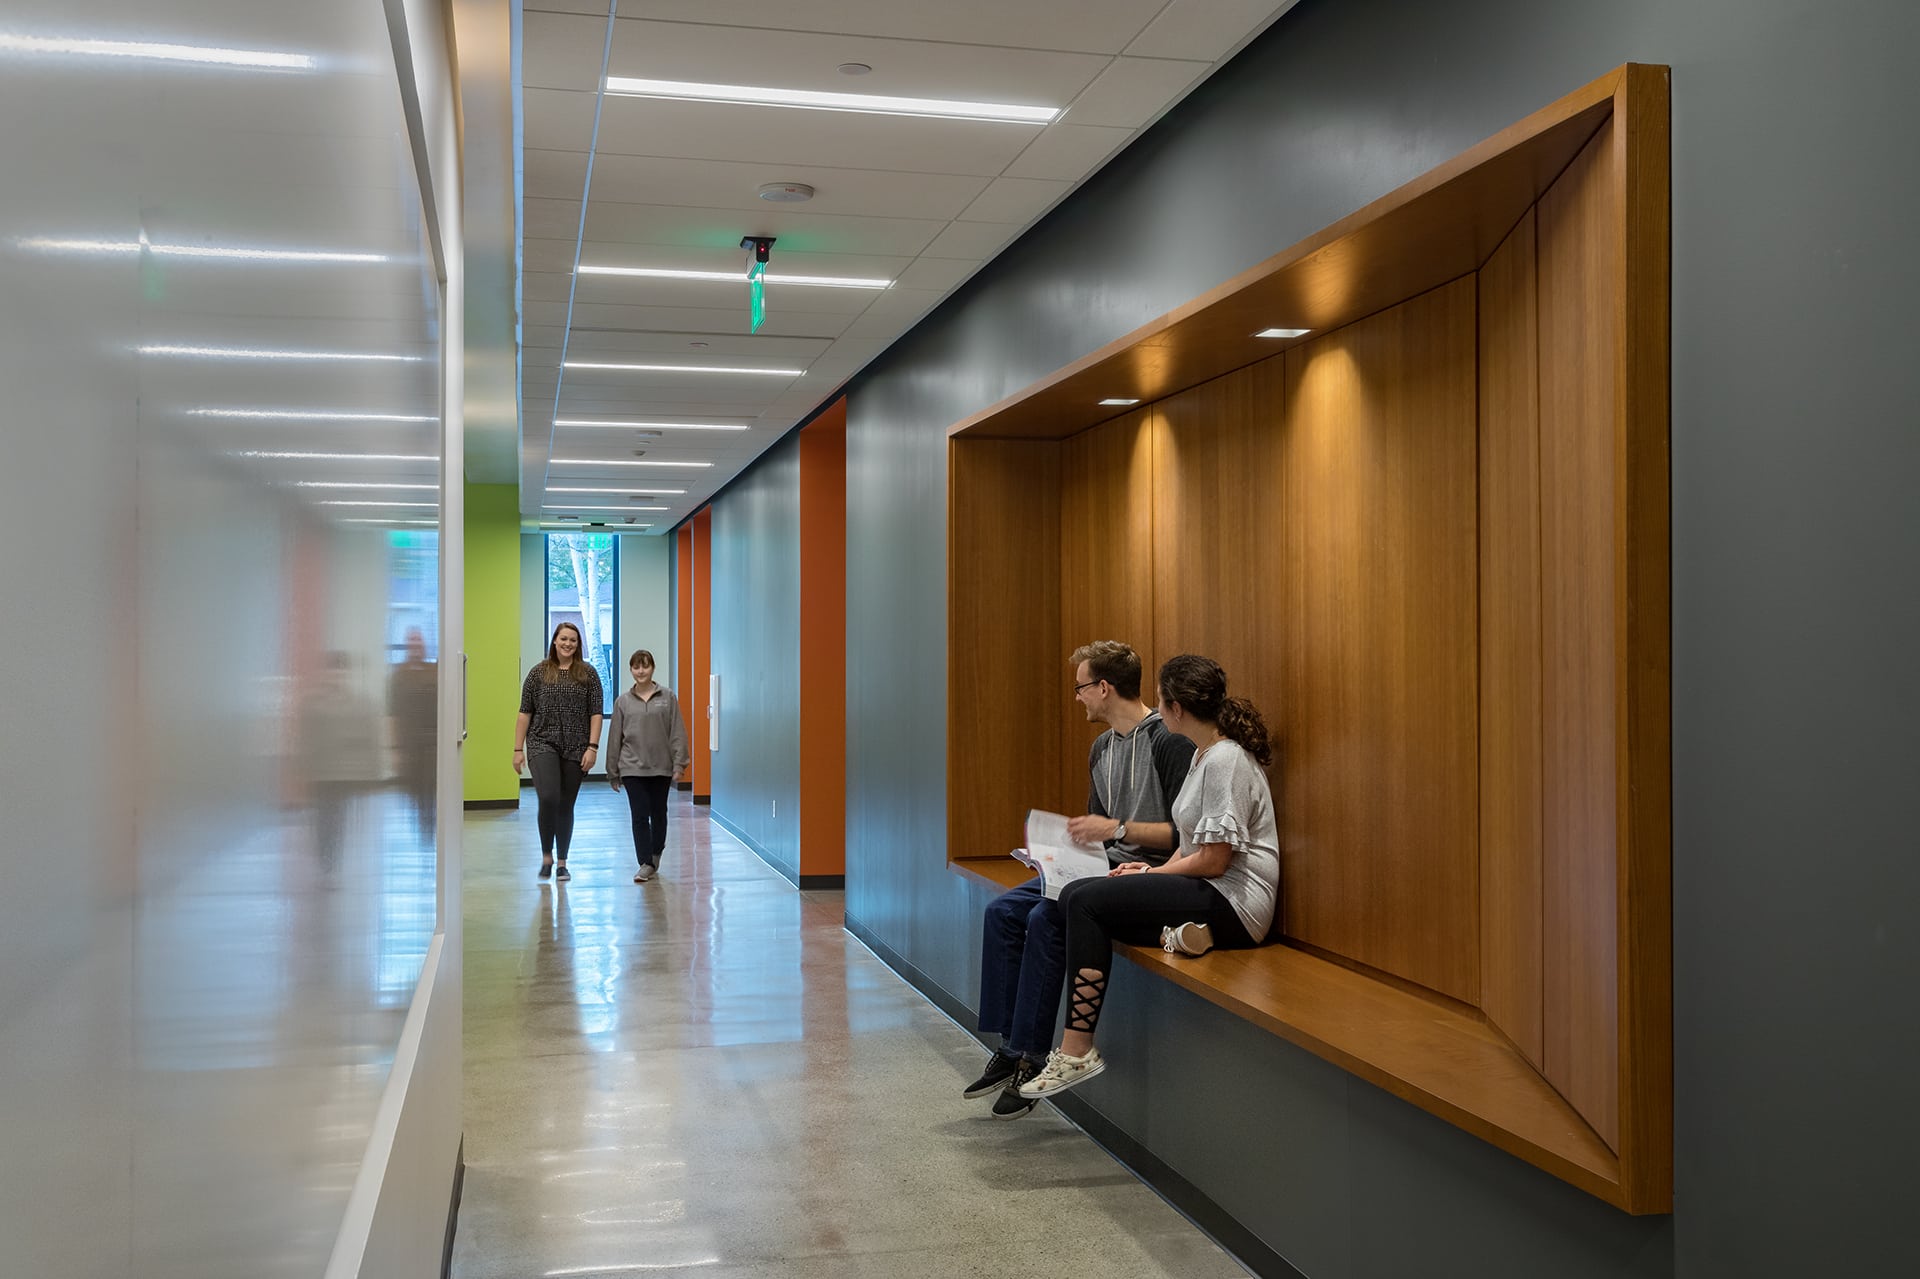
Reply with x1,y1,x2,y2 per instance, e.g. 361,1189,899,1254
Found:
618,534,675,686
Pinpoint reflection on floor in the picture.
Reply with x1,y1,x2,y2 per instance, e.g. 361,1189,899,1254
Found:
454,787,1250,1279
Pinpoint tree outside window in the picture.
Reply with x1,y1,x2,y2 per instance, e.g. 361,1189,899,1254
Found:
545,533,618,713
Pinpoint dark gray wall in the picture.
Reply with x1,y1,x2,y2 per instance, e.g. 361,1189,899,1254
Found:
708,435,802,877
841,0,1920,1275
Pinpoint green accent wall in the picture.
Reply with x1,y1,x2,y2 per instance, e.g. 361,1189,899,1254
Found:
464,483,521,803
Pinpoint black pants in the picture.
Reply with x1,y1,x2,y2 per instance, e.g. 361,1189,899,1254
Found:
623,774,673,866
528,748,584,860
1057,873,1257,1034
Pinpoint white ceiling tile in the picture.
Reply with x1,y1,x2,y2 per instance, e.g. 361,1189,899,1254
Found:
959,176,1074,225
522,10,612,91
1063,57,1211,128
607,18,1109,102
563,301,851,338
1003,123,1135,179
523,271,576,303
561,330,831,359
921,221,1021,259
1124,0,1300,62
892,258,984,292
574,274,876,316
524,300,572,329
592,97,1040,177
524,326,568,350
822,336,896,363
522,237,585,274
525,196,586,239
574,240,912,279
523,87,599,153
610,2,1170,54
581,200,946,258
573,153,991,222
525,148,592,202
523,1,613,15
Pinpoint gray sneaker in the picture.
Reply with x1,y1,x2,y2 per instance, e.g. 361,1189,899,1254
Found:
635,863,656,883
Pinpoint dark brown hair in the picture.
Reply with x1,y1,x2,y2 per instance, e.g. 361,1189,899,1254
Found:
629,649,656,670
539,622,593,685
1156,653,1272,767
1070,640,1143,699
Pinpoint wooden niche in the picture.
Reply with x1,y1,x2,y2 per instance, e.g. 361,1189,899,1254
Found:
946,66,1671,1213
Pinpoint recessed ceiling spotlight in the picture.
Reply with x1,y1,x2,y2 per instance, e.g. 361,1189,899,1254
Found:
1099,398,1141,407
1255,327,1312,339
757,182,815,203
603,76,1058,124
837,62,872,76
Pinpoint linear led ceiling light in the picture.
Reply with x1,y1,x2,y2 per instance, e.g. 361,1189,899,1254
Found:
0,33,316,70
577,264,890,289
318,500,439,509
546,486,687,496
603,76,1058,125
17,237,386,263
294,482,438,491
232,450,436,462
563,360,801,376
1254,327,1312,339
543,505,670,512
341,518,438,526
549,458,712,469
1099,398,1141,406
141,344,425,363
553,418,749,432
189,408,434,422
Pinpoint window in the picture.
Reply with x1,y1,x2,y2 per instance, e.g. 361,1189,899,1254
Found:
545,532,618,713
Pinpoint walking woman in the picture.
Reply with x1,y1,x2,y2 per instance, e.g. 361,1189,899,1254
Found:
607,649,691,883
1020,653,1280,1099
513,622,604,881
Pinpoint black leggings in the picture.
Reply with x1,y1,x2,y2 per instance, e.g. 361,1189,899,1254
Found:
1057,874,1256,1035
623,775,673,866
528,748,584,860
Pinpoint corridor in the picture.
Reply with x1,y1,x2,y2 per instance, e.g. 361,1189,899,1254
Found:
452,787,1250,1278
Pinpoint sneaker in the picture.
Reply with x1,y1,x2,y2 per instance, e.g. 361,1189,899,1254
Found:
538,862,553,880
961,1050,1022,1100
555,863,571,881
635,863,656,883
1160,921,1214,957
991,1060,1042,1118
1019,1046,1106,1099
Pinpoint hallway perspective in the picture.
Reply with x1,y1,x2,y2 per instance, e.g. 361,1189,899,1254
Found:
453,788,1251,1278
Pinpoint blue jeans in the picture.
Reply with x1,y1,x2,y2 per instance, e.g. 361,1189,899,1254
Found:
977,876,1067,1060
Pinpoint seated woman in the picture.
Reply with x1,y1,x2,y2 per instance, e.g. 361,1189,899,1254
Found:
1020,653,1280,1099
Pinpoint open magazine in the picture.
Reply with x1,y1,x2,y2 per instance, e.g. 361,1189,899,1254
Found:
1011,809,1112,899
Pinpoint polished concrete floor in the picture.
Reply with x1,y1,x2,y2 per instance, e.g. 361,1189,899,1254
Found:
453,787,1250,1279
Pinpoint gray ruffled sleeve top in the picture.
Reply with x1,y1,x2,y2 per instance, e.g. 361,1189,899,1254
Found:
1169,740,1282,941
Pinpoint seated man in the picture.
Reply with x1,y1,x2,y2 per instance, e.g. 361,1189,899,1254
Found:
967,640,1195,1118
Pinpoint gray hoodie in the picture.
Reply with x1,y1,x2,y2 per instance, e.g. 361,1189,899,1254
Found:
1086,710,1195,866
606,684,691,781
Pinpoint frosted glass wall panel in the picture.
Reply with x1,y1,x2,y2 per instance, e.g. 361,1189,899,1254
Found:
0,2,444,1274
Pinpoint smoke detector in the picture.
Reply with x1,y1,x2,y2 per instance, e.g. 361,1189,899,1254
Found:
757,181,815,203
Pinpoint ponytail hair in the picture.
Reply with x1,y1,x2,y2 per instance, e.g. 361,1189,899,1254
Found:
1216,696,1273,769
1157,653,1273,768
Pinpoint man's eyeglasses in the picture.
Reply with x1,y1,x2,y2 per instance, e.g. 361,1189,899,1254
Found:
1074,679,1103,695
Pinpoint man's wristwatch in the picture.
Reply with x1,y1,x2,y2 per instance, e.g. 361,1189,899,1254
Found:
1112,822,1128,843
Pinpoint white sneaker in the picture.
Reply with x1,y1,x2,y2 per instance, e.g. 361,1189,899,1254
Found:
1018,1046,1106,1098
1160,921,1214,957
635,863,656,882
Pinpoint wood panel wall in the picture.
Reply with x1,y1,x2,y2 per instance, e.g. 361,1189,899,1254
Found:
948,438,1063,858
1538,120,1622,1151
1479,209,1547,1068
1281,281,1482,1002
1059,410,1158,807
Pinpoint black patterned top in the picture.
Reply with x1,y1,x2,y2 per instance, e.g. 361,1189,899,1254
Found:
518,662,604,755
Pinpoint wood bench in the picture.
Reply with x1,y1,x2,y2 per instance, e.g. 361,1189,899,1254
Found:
952,856,1622,1206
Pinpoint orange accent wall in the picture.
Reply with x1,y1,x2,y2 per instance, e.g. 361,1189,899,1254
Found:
675,525,693,785
798,400,848,878
691,507,712,798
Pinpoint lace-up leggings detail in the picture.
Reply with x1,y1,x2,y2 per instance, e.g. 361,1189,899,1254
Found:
1057,873,1258,1035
